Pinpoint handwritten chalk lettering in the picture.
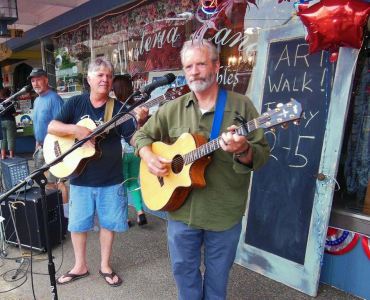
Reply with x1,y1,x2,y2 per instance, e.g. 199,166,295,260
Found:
265,130,316,168
319,50,326,67
289,135,315,168
274,45,290,70
275,44,325,70
265,130,278,161
274,44,310,70
246,37,332,263
301,111,319,128
264,101,277,110
320,67,329,92
294,44,310,67
268,72,313,93
217,66,239,86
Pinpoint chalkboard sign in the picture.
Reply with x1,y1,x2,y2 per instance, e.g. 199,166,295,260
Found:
244,37,335,264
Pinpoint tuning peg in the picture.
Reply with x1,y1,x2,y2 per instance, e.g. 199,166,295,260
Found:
293,120,300,126
281,122,289,129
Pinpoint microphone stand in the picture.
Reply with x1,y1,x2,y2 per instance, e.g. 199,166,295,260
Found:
0,90,148,300
0,101,16,116
0,85,32,109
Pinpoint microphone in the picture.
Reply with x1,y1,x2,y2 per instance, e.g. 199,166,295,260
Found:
0,85,33,108
140,73,176,96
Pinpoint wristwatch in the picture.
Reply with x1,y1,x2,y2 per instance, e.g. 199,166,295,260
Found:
234,149,249,158
234,141,252,158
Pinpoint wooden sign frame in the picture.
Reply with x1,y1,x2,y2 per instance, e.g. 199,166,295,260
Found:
235,22,359,296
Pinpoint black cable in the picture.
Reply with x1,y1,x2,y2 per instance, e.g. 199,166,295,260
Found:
0,192,31,294
0,269,28,293
0,153,67,297
22,189,36,300
0,162,68,300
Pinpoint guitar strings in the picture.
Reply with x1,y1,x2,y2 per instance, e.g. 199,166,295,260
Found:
164,104,294,171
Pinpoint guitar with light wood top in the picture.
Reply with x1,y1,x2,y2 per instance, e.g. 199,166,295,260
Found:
140,99,302,211
43,86,190,179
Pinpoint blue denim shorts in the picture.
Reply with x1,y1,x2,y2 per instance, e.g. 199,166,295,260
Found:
68,183,128,233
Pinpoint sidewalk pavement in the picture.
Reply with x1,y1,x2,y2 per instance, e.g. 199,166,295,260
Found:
0,155,361,299
0,209,360,300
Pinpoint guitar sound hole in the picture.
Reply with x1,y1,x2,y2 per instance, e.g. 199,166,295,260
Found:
171,155,184,174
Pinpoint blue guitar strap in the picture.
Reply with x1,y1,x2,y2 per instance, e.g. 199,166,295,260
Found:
210,88,227,140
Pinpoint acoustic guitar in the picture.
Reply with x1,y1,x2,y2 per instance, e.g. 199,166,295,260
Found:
43,85,190,179
140,99,302,211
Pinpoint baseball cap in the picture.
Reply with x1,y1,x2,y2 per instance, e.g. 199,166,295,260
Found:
28,68,47,80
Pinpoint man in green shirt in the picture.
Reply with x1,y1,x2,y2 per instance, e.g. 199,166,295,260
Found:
134,39,270,300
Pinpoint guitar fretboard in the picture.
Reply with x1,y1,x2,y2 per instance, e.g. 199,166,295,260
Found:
182,113,275,164
183,121,249,164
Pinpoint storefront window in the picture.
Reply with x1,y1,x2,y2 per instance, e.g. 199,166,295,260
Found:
333,32,370,217
50,0,296,99
52,22,90,99
88,0,296,96
91,0,196,92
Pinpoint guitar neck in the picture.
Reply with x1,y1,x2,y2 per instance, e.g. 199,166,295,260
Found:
183,118,261,164
103,94,168,133
181,98,302,164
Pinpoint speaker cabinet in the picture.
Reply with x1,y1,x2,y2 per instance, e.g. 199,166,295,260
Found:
1,157,30,190
0,187,67,251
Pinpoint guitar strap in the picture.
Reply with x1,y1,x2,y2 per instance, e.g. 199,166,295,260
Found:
210,88,227,140
103,97,115,122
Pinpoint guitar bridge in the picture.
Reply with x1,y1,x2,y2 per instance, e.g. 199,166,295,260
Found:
54,141,61,157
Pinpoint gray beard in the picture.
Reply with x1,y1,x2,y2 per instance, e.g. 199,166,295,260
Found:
188,75,215,92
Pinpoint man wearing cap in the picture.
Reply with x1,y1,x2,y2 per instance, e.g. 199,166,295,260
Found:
29,68,68,203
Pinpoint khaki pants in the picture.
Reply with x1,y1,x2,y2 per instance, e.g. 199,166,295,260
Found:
33,147,58,183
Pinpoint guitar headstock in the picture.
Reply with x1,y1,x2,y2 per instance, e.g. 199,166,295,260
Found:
163,85,191,102
143,85,191,112
258,98,302,130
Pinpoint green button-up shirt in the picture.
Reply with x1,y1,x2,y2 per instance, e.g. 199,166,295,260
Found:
134,90,270,231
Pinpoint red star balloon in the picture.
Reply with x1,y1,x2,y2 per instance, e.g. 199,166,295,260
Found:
298,0,370,62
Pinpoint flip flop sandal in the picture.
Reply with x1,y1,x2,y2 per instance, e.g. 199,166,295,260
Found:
99,270,123,287
57,270,90,285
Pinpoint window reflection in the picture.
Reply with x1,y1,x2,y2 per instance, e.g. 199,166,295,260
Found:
334,32,370,216
53,23,90,99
